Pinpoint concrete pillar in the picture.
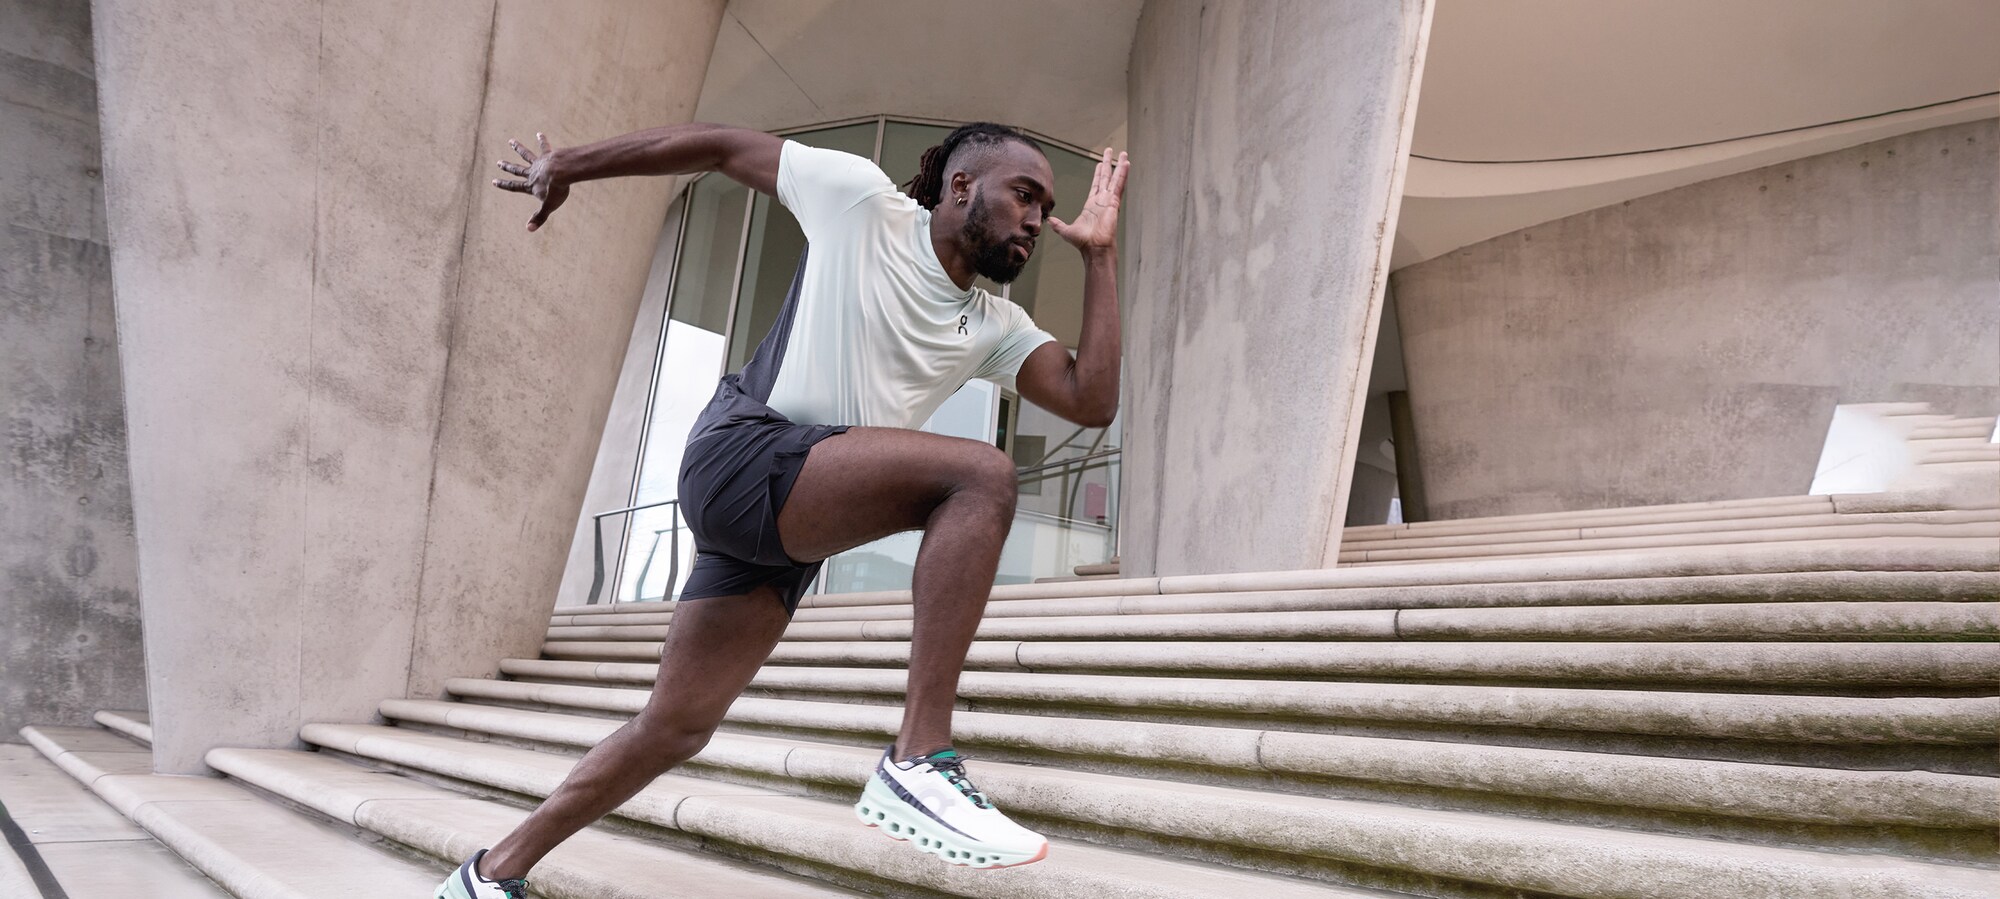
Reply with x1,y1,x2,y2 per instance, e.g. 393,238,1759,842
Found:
1387,391,1428,523
1120,0,1433,577
92,0,726,773
1,0,144,740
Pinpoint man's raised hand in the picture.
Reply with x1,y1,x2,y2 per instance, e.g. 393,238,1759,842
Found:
492,132,569,232
1047,147,1130,254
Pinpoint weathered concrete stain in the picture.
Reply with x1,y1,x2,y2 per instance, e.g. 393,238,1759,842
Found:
0,0,146,742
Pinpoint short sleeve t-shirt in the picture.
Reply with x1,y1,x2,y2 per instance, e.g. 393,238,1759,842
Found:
760,140,1056,430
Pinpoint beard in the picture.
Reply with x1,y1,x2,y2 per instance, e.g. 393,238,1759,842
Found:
961,191,1031,284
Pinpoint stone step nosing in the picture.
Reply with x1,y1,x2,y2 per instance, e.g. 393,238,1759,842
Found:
308,723,1999,899
484,663,2000,745
1338,510,1998,551
92,709,152,745
544,601,2000,644
538,639,2000,688
379,695,1999,830
550,570,2000,628
1340,524,2000,564
19,726,444,898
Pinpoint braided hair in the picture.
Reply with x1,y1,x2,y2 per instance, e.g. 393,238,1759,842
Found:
903,122,1044,210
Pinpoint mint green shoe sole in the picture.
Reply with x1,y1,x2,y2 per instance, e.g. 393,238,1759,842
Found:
852,775,1048,869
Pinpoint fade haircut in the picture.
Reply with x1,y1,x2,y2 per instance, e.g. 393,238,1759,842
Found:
902,122,1045,210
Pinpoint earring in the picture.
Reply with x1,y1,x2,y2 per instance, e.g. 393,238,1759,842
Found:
957,194,966,205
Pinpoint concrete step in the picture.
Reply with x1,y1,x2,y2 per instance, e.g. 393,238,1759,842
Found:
381,694,1997,844
550,570,2000,629
486,664,2000,772
1338,509,1997,553
785,539,1999,611
304,722,1998,899
547,602,1998,644
539,638,2000,691
203,747,865,899
1346,496,1835,541
95,708,152,744
1336,520,2000,564
1916,446,2000,464
291,724,1383,899
20,725,444,899
0,742,231,898
1908,423,1999,440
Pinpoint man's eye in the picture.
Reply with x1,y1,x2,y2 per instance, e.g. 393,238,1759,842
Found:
1016,189,1031,202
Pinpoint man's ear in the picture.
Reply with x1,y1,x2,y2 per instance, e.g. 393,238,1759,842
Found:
948,170,974,205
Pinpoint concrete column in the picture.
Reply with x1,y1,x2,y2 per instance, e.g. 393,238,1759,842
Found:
1,0,144,740
1387,391,1428,523
92,0,726,773
1120,0,1433,577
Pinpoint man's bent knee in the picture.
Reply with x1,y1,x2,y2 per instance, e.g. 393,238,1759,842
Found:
958,444,1019,508
629,709,720,764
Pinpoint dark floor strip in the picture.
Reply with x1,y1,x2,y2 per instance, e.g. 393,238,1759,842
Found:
0,799,70,899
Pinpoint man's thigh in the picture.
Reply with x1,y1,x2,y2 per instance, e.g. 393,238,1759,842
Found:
645,586,792,726
775,426,1016,564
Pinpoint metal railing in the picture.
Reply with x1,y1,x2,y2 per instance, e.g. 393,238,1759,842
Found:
585,499,681,605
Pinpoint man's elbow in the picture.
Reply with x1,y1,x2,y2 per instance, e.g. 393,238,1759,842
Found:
1072,402,1118,430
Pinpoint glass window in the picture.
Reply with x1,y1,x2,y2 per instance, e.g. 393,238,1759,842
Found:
728,122,879,372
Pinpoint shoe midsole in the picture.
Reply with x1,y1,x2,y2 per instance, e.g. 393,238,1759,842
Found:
857,775,1040,862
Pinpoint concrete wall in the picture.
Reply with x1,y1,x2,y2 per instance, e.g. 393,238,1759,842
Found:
1392,119,2000,520
92,0,726,773
0,0,144,741
1120,0,1432,577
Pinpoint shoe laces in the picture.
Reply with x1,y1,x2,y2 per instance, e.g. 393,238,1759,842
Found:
494,878,530,899
916,750,992,810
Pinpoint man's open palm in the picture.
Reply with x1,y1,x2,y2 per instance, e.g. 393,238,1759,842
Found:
493,132,569,231
1049,148,1129,252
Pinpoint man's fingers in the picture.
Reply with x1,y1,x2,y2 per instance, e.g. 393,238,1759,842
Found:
510,138,537,163
493,178,530,192
1109,152,1130,197
496,160,528,177
1047,215,1070,235
538,132,552,155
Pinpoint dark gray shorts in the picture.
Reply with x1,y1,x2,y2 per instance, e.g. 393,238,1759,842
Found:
677,394,850,615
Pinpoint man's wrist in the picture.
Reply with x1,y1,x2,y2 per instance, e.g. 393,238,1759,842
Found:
1080,245,1118,265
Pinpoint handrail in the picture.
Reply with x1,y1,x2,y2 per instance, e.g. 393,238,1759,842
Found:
587,499,680,606
592,498,677,521
1015,447,1120,478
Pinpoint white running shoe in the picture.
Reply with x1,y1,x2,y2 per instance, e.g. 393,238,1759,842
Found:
853,745,1050,868
433,849,530,899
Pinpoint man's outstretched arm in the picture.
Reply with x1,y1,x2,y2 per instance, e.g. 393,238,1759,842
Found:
1016,148,1130,429
492,124,782,231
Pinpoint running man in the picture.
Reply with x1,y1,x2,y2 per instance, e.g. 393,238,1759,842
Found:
435,120,1127,898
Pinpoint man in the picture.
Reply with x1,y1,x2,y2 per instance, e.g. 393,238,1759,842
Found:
434,120,1127,898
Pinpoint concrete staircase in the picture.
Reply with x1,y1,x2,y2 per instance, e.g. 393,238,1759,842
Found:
25,524,1998,897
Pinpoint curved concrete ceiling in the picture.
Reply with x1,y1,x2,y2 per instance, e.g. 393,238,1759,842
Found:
1395,0,2000,269
1414,0,2000,162
693,0,1140,151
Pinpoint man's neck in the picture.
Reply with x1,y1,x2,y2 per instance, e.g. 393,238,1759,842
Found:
929,213,975,290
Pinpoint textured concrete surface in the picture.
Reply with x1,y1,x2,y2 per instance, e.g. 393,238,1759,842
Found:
1119,0,1432,577
1393,119,2000,520
0,0,145,742
91,0,726,772
0,744,229,897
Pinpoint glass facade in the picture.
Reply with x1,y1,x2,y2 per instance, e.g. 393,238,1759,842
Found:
606,118,1121,602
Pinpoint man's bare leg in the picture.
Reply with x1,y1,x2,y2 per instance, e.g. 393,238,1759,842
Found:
478,425,1011,878
776,426,1018,758
477,587,791,880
